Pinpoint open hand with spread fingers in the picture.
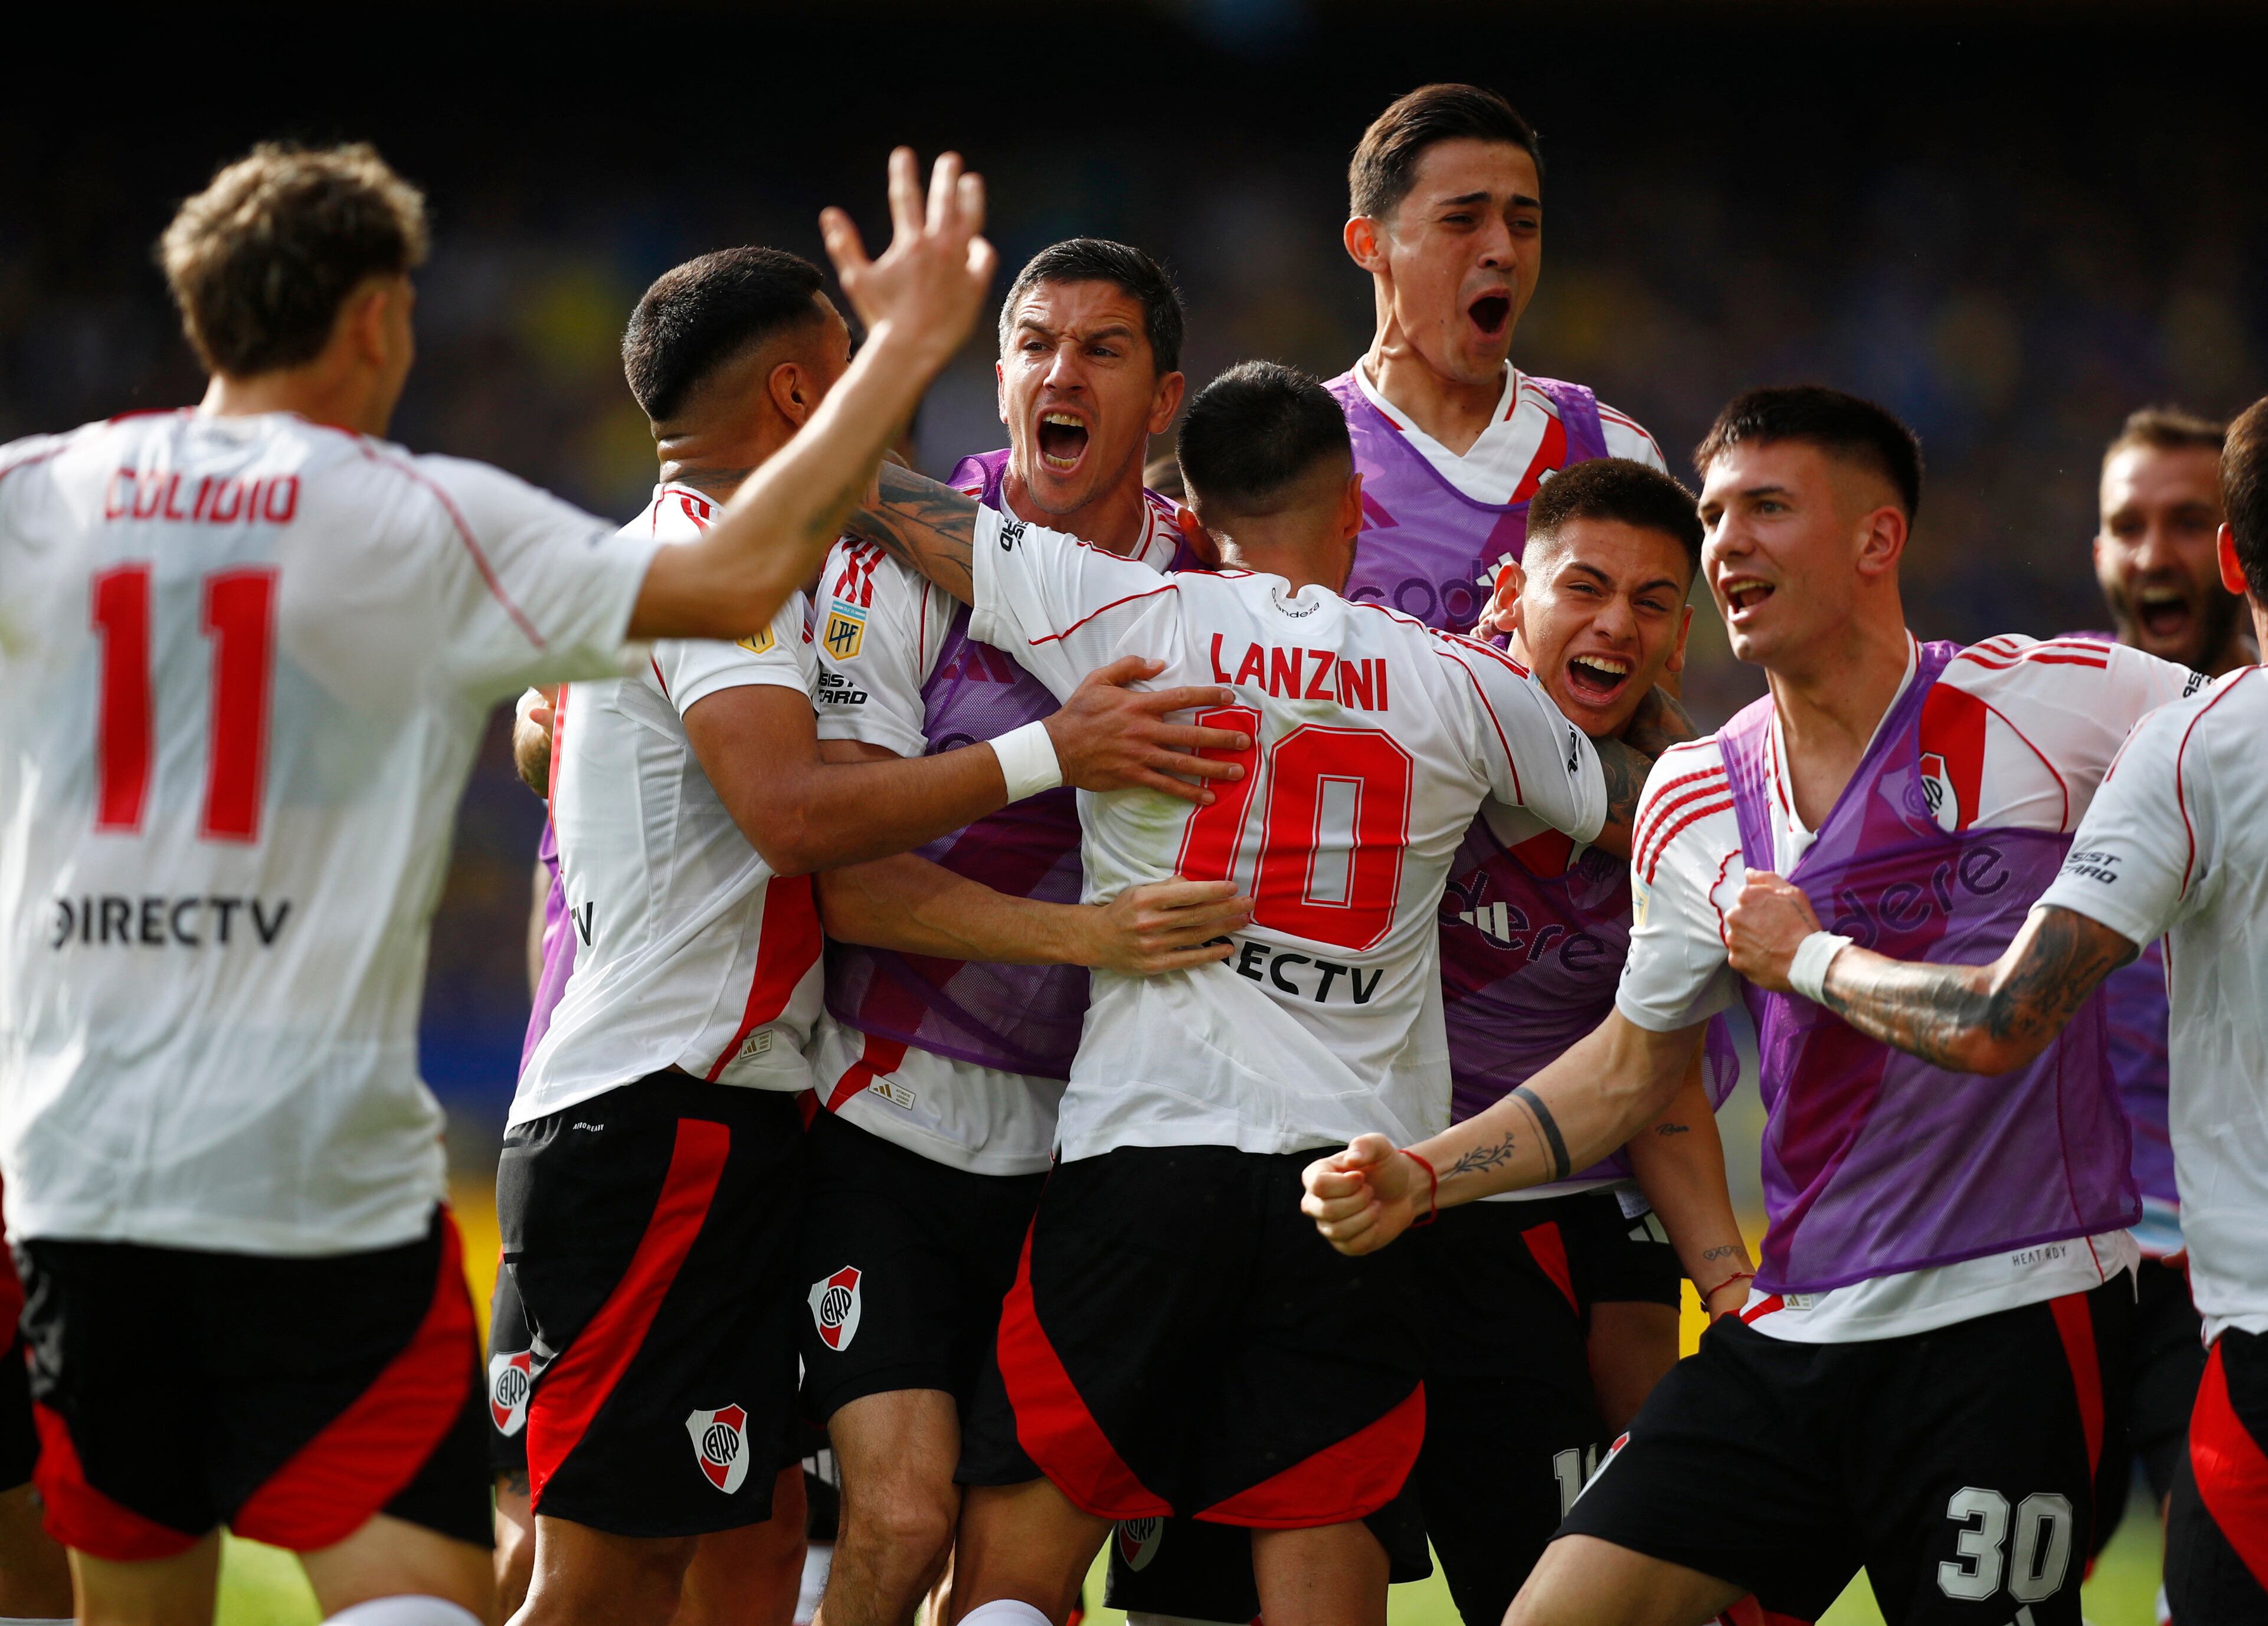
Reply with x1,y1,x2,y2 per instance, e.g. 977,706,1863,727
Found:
1301,1133,1429,1256
1045,658,1251,805
818,147,998,374
1723,870,1825,994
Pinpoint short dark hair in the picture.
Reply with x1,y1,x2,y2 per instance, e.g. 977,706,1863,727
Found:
1529,459,1703,583
2221,396,2268,601
623,247,829,422
1693,386,1925,520
2104,405,2225,469
160,142,429,378
997,239,1184,376
1349,84,1543,221
1177,361,1351,514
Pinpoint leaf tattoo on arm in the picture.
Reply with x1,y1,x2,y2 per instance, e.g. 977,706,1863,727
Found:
840,463,982,602
1446,1131,1520,1181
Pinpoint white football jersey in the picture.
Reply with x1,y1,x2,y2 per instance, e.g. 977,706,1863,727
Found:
1620,634,2199,1341
970,504,1605,1160
0,409,657,1253
2039,665,2268,1342
805,499,1182,1175
512,486,823,1128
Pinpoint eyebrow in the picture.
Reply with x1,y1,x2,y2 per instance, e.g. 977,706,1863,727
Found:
1562,559,1684,595
1438,190,1543,211
1012,316,1138,345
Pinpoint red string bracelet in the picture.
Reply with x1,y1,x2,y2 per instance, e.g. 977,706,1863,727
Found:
1402,1148,1439,1227
1702,1269,1755,1304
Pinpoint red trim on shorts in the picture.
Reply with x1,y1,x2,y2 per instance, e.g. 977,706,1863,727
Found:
993,1228,1170,1520
1195,1384,1426,1527
232,1213,481,1550
704,874,822,1080
826,1030,912,1112
1521,1221,1579,1314
2048,1290,2105,1478
526,1119,731,1509
2192,1339,2268,1591
32,1402,203,1560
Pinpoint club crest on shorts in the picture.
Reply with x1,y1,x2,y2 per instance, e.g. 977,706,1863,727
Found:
1116,1516,1163,1571
685,1403,751,1493
809,1265,863,1350
487,1350,532,1437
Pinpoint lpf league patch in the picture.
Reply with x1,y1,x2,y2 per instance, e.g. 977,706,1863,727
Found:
1117,1516,1164,1571
488,1350,534,1437
823,603,868,661
809,1265,863,1350
738,625,776,655
685,1403,751,1493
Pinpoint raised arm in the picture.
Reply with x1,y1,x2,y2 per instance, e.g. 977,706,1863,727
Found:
627,149,996,641
1723,875,2139,1075
1301,1009,1704,1255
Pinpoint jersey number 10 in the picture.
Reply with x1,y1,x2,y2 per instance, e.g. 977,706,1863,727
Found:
1174,705,1414,953
91,564,277,841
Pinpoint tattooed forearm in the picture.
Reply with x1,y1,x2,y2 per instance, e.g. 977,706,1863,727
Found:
1512,1084,1572,1181
1701,1244,1741,1261
1819,906,2139,1074
842,462,981,603
1446,1132,1521,1181
1653,1122,1690,1136
1589,737,1652,861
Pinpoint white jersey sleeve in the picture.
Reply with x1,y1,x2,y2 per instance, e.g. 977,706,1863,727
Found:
1597,402,1668,473
2036,683,2222,948
1617,741,1742,1033
1429,633,1605,843
811,540,948,756
396,453,660,699
970,505,1183,699
653,591,813,721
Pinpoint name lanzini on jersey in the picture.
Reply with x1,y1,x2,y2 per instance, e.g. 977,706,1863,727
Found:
1206,634,1390,712
50,894,292,949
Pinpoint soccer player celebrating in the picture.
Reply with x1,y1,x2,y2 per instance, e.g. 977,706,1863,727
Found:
799,240,1251,1626
1721,395,2268,1626
0,141,996,1626
503,247,1247,1626
2077,406,2238,1579
1304,386,2204,1626
834,360,1658,1626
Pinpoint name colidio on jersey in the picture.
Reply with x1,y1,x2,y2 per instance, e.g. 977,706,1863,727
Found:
49,893,290,950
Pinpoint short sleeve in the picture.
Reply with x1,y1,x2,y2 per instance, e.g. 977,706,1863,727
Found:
1433,635,1605,844
413,454,659,700
811,540,942,758
2037,700,2202,949
1598,405,1669,474
969,505,1179,699
1615,748,1741,1032
657,591,812,720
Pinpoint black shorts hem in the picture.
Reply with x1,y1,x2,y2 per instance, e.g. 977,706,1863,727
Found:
805,1363,961,1426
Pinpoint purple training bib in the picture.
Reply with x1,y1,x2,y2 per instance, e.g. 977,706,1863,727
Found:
1719,642,2138,1295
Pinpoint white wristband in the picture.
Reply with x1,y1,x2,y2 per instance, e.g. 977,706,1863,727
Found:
990,720,1063,803
1788,930,1853,1005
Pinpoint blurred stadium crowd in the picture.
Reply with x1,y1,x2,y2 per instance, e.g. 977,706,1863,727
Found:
2,6,2263,1119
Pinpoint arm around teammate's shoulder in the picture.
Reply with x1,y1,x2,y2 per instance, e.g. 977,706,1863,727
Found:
1440,638,1606,848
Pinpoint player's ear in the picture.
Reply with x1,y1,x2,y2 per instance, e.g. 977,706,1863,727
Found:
342,281,392,369
1667,604,1693,676
1486,556,1524,633
1855,504,1906,581
2218,522,2249,597
1343,215,1385,273
770,360,814,428
1149,371,1186,438
1338,470,1365,541
994,359,1009,427
1176,504,1221,568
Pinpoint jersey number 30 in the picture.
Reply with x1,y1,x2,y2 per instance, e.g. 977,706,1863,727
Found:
1174,706,1413,953
91,564,277,841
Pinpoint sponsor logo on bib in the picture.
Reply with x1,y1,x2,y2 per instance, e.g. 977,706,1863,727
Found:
1117,1516,1163,1570
809,1266,863,1350
685,1403,751,1493
488,1350,533,1437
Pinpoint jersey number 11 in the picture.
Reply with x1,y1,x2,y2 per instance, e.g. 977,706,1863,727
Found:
91,564,277,841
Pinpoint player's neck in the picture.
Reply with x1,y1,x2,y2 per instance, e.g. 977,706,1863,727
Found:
1765,609,1914,831
2249,600,2268,670
1000,465,1148,557
199,369,389,438
1362,319,1504,457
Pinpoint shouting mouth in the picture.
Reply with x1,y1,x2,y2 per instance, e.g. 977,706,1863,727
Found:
1563,650,1634,706
1036,411,1091,475
1722,578,1776,622
1467,292,1512,342
2135,583,2192,643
